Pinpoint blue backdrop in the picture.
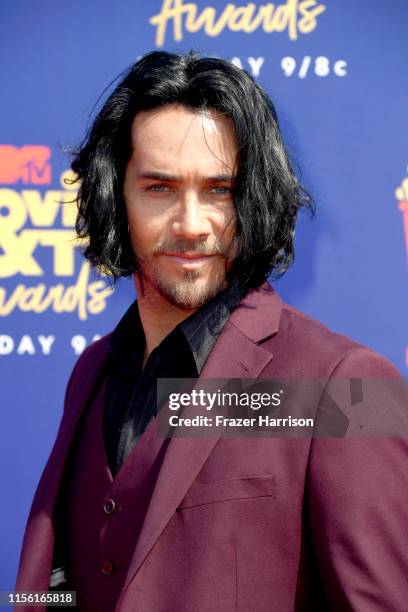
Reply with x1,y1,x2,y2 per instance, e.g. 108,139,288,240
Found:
1,0,407,591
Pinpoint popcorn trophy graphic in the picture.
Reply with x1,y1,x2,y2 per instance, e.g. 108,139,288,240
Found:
396,176,408,261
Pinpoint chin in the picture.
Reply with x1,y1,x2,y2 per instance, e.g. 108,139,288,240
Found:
156,272,226,310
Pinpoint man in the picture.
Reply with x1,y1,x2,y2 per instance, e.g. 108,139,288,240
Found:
16,50,408,611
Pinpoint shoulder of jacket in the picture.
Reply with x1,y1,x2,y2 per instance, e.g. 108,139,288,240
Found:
71,332,113,376
79,332,112,363
280,302,362,350
265,300,400,378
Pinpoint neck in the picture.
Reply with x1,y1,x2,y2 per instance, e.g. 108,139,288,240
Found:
134,276,199,367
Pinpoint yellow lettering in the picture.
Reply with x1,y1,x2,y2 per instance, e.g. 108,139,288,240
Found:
269,0,299,38
298,0,326,34
150,0,193,46
273,4,288,30
259,4,275,32
204,4,236,36
149,0,326,46
29,284,64,314
61,194,77,227
18,285,47,311
0,285,26,315
55,262,88,319
60,169,78,227
288,0,300,39
45,285,66,312
0,227,80,278
0,262,113,319
261,1,298,37
185,5,215,32
0,230,43,277
88,280,115,315
39,230,77,275
228,3,262,33
21,190,60,227
0,189,27,231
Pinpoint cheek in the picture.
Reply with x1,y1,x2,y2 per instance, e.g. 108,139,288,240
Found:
127,211,167,254
218,209,237,244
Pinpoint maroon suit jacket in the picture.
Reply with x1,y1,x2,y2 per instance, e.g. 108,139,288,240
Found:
15,282,408,611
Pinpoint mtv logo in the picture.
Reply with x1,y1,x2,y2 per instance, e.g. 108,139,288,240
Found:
0,145,51,184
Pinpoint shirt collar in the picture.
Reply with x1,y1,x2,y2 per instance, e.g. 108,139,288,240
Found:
108,281,247,376
179,281,247,372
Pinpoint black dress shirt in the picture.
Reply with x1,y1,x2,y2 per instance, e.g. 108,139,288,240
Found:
104,281,247,477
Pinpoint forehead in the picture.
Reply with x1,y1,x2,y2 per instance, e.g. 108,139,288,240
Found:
128,104,238,175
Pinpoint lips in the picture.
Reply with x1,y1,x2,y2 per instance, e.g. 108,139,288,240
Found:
164,252,213,259
161,253,214,269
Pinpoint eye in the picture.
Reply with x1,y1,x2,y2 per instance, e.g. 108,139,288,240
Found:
209,186,233,195
146,184,173,192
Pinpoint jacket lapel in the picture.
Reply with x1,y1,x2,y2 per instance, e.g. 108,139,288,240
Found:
120,282,283,599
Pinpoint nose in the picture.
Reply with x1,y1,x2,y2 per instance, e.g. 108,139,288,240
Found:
172,190,211,240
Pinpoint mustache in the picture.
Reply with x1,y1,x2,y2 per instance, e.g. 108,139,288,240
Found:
152,239,231,257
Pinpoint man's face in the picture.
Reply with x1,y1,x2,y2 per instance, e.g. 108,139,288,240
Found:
123,104,239,310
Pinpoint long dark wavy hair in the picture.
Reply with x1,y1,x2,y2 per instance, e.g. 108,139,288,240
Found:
71,50,314,289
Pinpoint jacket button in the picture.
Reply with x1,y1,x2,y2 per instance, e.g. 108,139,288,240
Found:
101,560,114,575
103,498,116,514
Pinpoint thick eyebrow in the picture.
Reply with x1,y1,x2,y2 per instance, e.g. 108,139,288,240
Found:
137,171,236,183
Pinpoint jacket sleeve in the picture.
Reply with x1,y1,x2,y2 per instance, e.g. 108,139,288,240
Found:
14,335,111,596
305,348,408,611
